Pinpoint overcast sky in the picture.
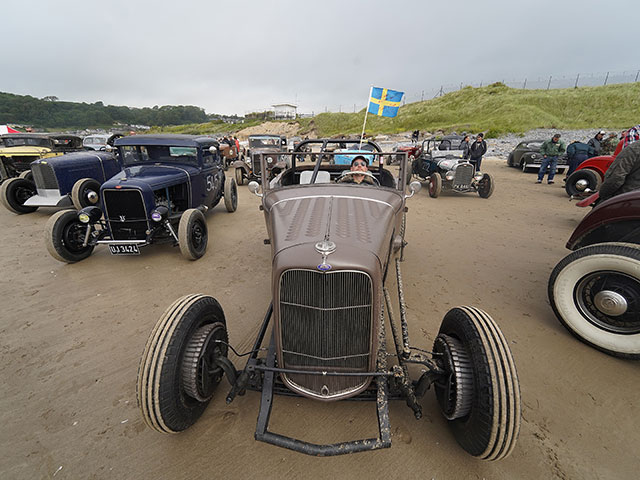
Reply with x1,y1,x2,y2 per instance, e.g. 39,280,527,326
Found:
1,0,636,116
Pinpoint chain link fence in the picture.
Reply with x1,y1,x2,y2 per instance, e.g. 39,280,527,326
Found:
297,69,639,116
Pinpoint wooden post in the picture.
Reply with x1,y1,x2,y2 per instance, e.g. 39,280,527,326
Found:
523,78,527,89
574,73,580,88
635,70,639,82
604,72,609,85
547,75,552,90
421,90,424,101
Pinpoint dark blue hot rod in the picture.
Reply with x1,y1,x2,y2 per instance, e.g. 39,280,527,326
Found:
0,151,121,214
45,135,238,262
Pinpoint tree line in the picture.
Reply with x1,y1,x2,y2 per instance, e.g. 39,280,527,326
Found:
0,92,210,128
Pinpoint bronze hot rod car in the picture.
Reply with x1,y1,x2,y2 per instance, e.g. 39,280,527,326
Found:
137,139,521,459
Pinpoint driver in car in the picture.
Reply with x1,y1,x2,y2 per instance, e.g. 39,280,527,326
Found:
336,156,376,185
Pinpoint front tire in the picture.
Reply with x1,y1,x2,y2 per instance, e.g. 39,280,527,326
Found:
19,170,34,182
71,178,101,210
477,173,494,198
565,169,602,197
434,306,521,461
137,294,229,433
224,177,238,213
0,177,38,214
178,209,208,260
45,210,95,263
548,243,640,359
235,168,244,186
428,172,442,198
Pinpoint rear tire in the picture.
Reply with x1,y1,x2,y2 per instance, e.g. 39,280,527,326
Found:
224,177,238,213
434,306,521,461
45,210,95,263
428,172,442,198
478,173,494,198
71,178,101,210
0,177,38,214
565,169,602,197
548,243,640,359
137,294,229,433
178,209,208,260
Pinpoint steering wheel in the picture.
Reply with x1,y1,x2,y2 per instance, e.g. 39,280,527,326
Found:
337,170,380,186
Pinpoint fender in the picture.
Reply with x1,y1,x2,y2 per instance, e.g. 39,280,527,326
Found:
232,160,250,173
574,155,616,179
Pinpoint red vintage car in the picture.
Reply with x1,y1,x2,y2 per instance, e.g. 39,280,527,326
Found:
564,140,623,196
548,189,640,358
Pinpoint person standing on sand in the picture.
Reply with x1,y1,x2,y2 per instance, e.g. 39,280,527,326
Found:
468,133,487,170
537,133,565,184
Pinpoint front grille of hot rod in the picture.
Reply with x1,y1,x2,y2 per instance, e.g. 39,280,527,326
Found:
278,269,373,399
103,189,149,241
453,163,474,188
31,163,59,190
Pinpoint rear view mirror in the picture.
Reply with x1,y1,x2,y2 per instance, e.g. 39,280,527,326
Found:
248,181,263,197
406,181,422,199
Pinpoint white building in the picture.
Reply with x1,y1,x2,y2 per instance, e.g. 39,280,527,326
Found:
271,103,297,120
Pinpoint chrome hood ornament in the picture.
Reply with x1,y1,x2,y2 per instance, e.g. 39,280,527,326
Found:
316,198,335,271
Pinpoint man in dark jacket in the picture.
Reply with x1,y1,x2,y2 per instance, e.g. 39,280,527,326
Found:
587,130,606,156
537,133,566,184
565,141,595,176
469,133,487,170
599,141,640,201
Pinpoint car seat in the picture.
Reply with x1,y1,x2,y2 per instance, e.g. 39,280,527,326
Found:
300,170,331,184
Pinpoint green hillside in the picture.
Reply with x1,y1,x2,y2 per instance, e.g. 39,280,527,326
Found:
298,82,640,138
2,82,638,136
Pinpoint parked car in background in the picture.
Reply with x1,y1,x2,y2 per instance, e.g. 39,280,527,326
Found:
45,134,238,263
548,189,640,359
507,139,569,173
136,138,520,460
564,152,618,197
393,142,422,165
0,133,83,182
233,134,287,185
83,133,123,151
437,134,465,151
0,150,120,214
411,138,494,198
332,141,378,165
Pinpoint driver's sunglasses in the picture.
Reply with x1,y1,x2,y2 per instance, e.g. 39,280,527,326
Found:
353,161,367,167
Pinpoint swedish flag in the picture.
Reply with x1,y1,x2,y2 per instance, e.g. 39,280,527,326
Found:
368,87,404,117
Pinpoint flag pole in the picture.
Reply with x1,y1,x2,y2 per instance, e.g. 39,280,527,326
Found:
359,86,373,149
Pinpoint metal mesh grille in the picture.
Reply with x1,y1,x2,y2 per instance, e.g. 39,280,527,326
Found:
251,154,261,176
103,190,148,241
31,163,59,190
453,163,474,187
279,269,372,397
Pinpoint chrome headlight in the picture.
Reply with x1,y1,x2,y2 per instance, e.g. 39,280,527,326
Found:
266,156,274,164
474,172,484,180
77,206,102,224
151,206,169,222
445,172,454,180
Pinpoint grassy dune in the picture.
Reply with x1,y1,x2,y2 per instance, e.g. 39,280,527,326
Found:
155,82,640,138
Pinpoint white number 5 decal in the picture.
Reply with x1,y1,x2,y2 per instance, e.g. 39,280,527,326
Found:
206,174,214,191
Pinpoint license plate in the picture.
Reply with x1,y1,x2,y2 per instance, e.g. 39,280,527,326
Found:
456,184,470,190
109,244,140,255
